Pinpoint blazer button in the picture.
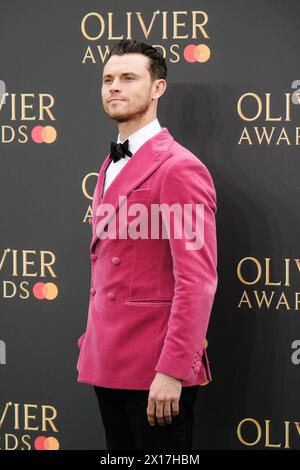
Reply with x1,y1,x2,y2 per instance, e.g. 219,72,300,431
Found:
90,287,96,296
107,292,116,300
90,253,98,262
88,218,93,225
111,257,120,265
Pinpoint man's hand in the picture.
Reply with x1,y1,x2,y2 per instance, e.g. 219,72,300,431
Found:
147,372,182,426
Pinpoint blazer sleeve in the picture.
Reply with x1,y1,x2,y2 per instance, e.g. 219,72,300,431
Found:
154,157,218,382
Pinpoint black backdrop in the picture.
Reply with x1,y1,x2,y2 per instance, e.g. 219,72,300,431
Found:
1,0,300,450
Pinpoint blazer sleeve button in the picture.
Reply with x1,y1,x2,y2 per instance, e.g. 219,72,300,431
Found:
90,287,96,296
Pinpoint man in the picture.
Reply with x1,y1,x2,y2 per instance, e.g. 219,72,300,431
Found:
77,39,218,450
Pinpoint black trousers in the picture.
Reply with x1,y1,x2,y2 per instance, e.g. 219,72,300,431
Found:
93,385,199,450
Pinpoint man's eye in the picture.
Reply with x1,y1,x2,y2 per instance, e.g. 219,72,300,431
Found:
103,77,133,83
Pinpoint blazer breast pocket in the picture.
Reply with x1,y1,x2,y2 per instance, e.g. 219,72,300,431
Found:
128,188,150,201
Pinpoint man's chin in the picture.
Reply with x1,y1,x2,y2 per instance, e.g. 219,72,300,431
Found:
109,113,130,123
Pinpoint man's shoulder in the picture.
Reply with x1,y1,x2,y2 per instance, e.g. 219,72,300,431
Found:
164,138,213,179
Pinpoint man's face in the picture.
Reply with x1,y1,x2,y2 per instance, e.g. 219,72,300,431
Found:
101,53,155,123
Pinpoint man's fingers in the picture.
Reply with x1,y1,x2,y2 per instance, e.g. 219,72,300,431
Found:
164,400,172,424
172,398,180,417
147,399,156,426
155,399,165,426
147,395,181,427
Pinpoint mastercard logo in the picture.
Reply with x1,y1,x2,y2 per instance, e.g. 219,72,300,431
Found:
34,436,59,450
183,44,211,63
32,282,58,300
31,126,57,143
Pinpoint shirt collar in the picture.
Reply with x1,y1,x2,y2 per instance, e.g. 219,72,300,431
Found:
117,118,161,155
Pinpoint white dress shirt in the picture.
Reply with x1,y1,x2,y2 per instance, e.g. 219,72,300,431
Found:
102,118,162,196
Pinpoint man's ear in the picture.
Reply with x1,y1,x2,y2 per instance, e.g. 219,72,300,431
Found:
153,79,167,100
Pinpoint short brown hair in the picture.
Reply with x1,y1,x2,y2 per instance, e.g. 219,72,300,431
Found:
104,39,167,83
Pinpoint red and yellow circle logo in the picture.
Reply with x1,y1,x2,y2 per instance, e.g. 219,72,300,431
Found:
34,436,60,450
184,44,211,63
31,126,57,143
32,282,58,300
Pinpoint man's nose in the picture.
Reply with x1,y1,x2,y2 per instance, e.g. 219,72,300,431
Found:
109,78,121,91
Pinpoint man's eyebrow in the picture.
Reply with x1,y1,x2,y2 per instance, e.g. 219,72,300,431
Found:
102,72,139,79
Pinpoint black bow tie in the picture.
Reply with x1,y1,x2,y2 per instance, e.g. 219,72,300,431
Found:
109,139,133,162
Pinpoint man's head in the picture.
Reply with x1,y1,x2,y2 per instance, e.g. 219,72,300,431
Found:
101,39,167,123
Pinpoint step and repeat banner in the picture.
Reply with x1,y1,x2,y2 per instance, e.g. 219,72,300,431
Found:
0,0,299,451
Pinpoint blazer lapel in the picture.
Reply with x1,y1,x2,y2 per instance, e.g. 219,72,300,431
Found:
90,127,174,253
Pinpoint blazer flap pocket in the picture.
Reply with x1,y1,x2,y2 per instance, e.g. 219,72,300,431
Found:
129,188,150,200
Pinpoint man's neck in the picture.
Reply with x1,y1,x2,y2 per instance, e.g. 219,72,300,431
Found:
118,116,157,142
